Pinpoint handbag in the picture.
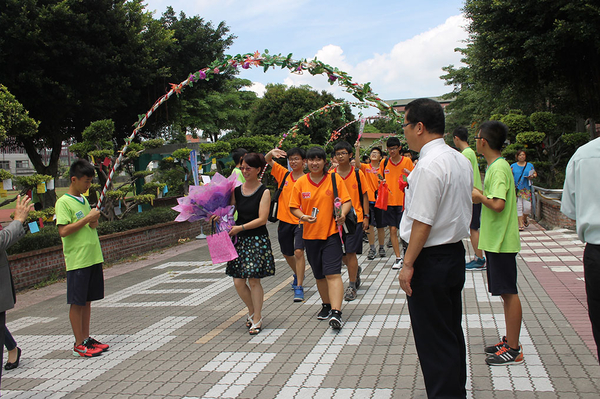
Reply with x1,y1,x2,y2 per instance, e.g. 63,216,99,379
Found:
375,158,389,210
206,221,239,264
268,171,290,222
375,180,389,211
330,172,357,236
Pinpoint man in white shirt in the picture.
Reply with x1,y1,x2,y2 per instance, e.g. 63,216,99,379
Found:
561,137,600,362
399,98,473,398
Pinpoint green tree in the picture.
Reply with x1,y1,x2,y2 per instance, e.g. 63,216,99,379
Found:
69,119,165,220
0,1,235,177
246,84,357,145
444,0,600,123
172,78,257,142
0,85,38,143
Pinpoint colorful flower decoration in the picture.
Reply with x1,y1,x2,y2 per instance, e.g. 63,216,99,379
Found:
97,51,401,209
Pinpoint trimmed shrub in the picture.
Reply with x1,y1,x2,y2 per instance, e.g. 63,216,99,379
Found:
7,207,179,255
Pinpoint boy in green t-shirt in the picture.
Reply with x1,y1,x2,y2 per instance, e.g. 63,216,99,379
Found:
453,127,486,270
472,121,523,366
56,160,108,358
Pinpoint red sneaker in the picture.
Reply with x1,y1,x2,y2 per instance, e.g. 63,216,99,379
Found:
73,343,102,357
84,337,109,352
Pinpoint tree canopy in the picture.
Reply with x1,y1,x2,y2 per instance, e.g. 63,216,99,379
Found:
442,0,600,125
0,84,38,143
0,1,235,176
245,84,358,147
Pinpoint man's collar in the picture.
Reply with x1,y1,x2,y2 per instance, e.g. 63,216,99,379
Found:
419,137,445,158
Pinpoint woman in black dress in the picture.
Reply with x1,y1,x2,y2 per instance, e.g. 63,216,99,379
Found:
226,153,275,334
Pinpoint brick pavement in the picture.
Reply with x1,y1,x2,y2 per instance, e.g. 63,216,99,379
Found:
2,222,599,398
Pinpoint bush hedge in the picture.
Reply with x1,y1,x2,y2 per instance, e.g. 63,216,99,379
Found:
7,207,179,256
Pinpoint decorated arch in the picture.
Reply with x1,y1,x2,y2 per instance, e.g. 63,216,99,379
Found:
97,51,401,208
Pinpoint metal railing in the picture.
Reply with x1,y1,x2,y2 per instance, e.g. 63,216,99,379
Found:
532,185,563,220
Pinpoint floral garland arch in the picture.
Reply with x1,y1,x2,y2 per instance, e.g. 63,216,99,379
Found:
97,51,401,208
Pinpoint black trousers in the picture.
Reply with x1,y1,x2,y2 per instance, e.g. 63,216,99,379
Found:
584,243,600,362
407,241,467,399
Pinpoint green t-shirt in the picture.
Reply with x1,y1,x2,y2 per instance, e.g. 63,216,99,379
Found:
478,157,521,253
232,167,246,183
55,194,104,271
462,147,482,191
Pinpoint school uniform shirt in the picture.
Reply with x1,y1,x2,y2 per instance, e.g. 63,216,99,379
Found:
55,194,104,271
378,156,415,206
333,167,368,220
478,157,521,253
561,137,600,245
400,138,472,247
461,147,482,191
271,162,303,224
359,162,379,202
289,172,351,240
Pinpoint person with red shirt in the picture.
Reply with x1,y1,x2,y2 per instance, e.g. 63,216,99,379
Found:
290,147,351,329
379,136,415,269
265,147,307,302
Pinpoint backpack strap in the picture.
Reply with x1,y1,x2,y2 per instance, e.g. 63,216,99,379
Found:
279,171,290,192
354,169,364,215
331,172,338,198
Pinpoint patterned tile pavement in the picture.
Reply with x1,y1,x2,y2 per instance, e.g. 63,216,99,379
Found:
2,221,599,398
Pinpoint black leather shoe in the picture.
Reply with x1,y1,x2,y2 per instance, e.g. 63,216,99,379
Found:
4,347,21,370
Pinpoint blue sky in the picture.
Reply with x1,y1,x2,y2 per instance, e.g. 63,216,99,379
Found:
144,0,468,109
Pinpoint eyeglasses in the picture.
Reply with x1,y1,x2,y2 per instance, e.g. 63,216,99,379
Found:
335,152,349,157
387,146,399,151
401,122,415,128
474,136,487,141
288,157,303,162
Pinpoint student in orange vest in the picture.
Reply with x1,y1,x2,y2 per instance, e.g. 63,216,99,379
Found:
355,141,387,260
331,141,369,301
265,147,307,302
290,147,351,329
379,137,415,269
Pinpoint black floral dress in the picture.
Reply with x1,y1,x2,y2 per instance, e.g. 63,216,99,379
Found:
226,185,276,279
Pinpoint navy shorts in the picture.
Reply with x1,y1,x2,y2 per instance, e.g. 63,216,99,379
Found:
369,202,384,228
470,203,481,231
278,221,305,257
383,205,403,228
67,263,105,306
304,234,343,279
343,223,364,255
485,252,518,295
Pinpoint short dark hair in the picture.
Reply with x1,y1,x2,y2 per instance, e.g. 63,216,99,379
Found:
452,126,469,142
370,147,383,157
242,152,267,173
515,149,526,160
479,121,508,151
287,147,306,159
404,98,445,135
306,146,327,161
232,148,248,165
333,140,353,156
70,159,95,179
386,137,401,148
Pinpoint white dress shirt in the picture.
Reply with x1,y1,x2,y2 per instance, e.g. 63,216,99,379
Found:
400,138,473,247
561,137,600,245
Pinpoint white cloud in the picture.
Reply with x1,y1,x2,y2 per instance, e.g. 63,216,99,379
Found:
244,81,266,97
283,14,468,103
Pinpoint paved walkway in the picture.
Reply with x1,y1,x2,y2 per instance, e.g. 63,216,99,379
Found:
2,222,599,398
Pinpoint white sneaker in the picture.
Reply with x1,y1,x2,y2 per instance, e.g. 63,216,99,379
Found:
392,258,403,270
